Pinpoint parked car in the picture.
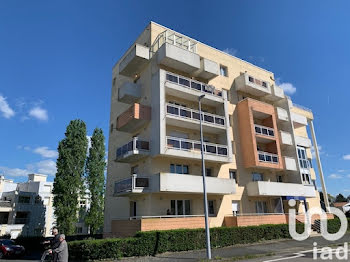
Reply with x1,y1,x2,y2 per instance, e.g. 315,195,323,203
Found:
0,239,25,258
343,203,350,213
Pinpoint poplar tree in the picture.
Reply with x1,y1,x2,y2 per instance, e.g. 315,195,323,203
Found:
53,120,88,235
85,128,106,234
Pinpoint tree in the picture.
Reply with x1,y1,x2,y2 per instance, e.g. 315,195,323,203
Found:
85,128,106,234
335,193,347,203
53,120,88,235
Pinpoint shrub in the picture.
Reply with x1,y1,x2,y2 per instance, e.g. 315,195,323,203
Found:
68,223,304,260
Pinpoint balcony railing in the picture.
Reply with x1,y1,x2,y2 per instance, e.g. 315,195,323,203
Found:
248,75,268,89
116,137,149,159
114,174,149,195
151,30,197,55
165,72,222,97
166,103,225,126
258,151,279,163
166,136,228,156
254,124,274,137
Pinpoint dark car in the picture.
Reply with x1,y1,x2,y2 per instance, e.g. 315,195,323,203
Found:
0,239,25,258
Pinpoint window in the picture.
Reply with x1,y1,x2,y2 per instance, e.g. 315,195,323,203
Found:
220,65,228,77
302,173,312,185
76,227,83,234
18,196,30,204
276,175,283,183
205,168,212,177
252,173,263,181
297,147,310,169
208,200,215,216
229,170,237,181
170,164,189,174
170,200,191,215
255,201,268,214
35,196,42,204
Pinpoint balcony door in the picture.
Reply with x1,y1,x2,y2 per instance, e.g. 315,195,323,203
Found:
170,200,191,215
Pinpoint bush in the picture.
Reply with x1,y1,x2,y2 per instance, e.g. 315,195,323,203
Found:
68,223,304,260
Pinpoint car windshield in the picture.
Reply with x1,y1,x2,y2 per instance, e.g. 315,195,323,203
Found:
2,240,15,246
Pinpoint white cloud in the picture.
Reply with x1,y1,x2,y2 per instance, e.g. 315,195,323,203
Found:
33,147,58,158
311,145,323,158
328,173,343,179
29,106,48,121
87,136,92,150
279,82,296,95
0,95,15,119
222,48,238,56
343,154,350,160
36,160,56,176
0,166,32,177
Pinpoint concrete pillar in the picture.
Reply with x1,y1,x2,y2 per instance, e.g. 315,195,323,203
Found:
308,120,330,212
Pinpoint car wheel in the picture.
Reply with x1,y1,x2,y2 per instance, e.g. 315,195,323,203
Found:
0,252,4,259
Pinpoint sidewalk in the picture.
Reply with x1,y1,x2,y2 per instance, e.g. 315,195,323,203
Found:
120,233,350,261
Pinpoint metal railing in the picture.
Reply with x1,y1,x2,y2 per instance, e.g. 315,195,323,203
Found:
116,137,149,159
247,75,268,89
258,151,279,163
166,103,225,126
151,30,197,56
254,124,274,137
165,72,223,98
166,136,228,156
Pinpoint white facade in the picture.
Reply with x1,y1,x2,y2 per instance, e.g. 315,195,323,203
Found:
0,174,90,238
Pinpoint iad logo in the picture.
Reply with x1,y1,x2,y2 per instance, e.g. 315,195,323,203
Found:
288,199,348,241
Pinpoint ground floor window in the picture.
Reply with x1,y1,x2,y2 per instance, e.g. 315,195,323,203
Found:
255,201,268,214
170,200,191,215
302,173,312,184
170,164,189,174
208,200,215,216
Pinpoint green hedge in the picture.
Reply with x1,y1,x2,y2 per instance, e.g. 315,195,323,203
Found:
69,223,304,260
324,218,350,234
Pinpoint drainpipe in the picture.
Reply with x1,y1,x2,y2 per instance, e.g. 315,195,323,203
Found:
308,120,330,212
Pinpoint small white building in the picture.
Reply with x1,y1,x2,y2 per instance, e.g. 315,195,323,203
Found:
0,173,90,238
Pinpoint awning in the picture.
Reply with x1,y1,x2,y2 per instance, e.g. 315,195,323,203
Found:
282,196,306,201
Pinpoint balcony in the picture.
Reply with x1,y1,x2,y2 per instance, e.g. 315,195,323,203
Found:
235,73,271,97
114,174,149,196
153,173,235,195
295,136,311,148
247,181,316,197
265,85,285,101
292,112,308,128
194,58,219,80
279,131,293,146
152,30,200,74
115,137,150,162
165,136,230,163
166,103,226,134
119,44,150,77
117,103,151,132
118,82,141,104
284,156,298,171
258,151,279,164
276,107,289,122
165,72,223,105
254,124,275,138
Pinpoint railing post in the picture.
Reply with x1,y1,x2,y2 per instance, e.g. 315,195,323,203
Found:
133,137,137,151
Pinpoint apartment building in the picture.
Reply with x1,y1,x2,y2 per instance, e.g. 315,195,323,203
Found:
0,174,54,238
0,174,90,238
105,22,330,237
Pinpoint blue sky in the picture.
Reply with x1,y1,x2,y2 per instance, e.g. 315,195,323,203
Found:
0,1,349,196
